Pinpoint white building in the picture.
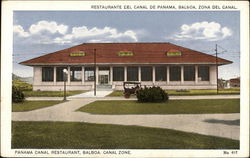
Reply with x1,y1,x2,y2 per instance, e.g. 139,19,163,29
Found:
20,43,232,91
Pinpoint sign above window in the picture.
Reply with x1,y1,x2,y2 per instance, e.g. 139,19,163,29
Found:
117,51,133,56
69,51,85,57
166,51,182,57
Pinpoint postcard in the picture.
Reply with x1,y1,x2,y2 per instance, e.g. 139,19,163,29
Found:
1,0,249,157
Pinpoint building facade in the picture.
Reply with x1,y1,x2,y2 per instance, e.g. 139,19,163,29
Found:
229,77,240,88
20,43,232,91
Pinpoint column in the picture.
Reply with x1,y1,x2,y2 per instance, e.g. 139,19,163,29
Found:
33,67,39,84
67,66,70,84
195,65,198,84
181,65,184,84
110,66,113,85
138,66,141,82
53,67,56,85
210,65,216,85
167,66,170,84
124,66,127,81
152,66,155,84
34,67,41,89
96,66,99,85
82,66,85,85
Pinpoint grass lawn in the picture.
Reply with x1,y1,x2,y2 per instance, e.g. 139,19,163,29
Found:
12,121,239,149
12,101,64,112
107,88,240,97
108,90,137,97
77,99,240,114
23,90,86,97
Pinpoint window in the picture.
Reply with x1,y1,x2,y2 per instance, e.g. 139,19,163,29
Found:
184,66,195,81
69,51,85,56
141,67,152,81
42,67,54,82
70,67,82,81
170,66,181,81
113,67,124,81
117,51,133,56
166,51,182,56
56,67,68,81
127,67,138,81
155,66,166,81
85,67,94,81
99,67,110,71
198,66,210,81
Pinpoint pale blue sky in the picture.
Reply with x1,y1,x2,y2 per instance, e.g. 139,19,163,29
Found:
13,11,240,79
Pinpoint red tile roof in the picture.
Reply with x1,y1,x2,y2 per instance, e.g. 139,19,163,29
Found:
20,42,232,66
230,78,240,83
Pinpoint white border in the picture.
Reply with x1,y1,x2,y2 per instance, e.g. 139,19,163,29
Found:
1,1,249,157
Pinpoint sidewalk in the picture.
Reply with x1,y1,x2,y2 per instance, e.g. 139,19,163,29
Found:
26,94,240,101
13,97,240,140
26,90,114,100
169,95,240,100
68,90,113,98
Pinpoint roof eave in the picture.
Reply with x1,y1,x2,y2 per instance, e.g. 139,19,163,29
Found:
20,62,233,66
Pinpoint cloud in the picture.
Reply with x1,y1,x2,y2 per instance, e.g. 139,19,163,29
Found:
171,21,232,41
14,21,138,44
14,20,69,44
54,26,138,44
29,20,68,35
13,25,30,37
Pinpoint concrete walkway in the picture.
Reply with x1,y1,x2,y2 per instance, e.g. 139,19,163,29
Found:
169,95,240,100
25,90,114,100
68,90,113,98
12,98,240,140
26,94,240,101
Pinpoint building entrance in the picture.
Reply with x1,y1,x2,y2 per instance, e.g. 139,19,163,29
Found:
98,67,110,85
99,75,109,84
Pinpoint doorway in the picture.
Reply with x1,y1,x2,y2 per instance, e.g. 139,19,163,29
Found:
98,67,110,85
99,75,109,84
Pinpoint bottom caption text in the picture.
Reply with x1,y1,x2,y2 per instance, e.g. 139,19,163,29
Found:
15,150,131,156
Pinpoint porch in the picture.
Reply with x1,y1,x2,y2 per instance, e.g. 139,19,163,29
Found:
32,64,217,91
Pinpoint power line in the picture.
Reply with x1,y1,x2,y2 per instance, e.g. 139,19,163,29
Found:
11,48,217,56
12,46,240,57
217,45,227,51
215,44,218,94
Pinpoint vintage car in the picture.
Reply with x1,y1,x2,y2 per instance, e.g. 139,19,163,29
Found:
123,81,141,98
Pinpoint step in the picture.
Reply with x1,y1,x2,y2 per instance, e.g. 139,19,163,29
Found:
97,85,112,90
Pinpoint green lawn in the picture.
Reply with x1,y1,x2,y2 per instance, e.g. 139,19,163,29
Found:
107,88,240,97
12,101,64,112
23,90,86,97
12,121,239,149
77,99,240,114
108,91,137,97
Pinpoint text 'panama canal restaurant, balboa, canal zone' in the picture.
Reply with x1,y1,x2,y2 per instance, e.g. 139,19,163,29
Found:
20,42,232,91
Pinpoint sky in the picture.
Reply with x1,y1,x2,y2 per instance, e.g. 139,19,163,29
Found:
13,11,240,79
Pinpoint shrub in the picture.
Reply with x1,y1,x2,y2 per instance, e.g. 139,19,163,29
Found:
136,86,169,102
12,85,25,103
12,80,32,91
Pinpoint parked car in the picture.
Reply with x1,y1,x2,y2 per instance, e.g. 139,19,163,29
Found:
123,82,141,98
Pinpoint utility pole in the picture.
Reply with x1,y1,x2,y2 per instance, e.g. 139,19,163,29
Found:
63,77,66,101
94,48,96,96
215,44,218,94
63,69,68,101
